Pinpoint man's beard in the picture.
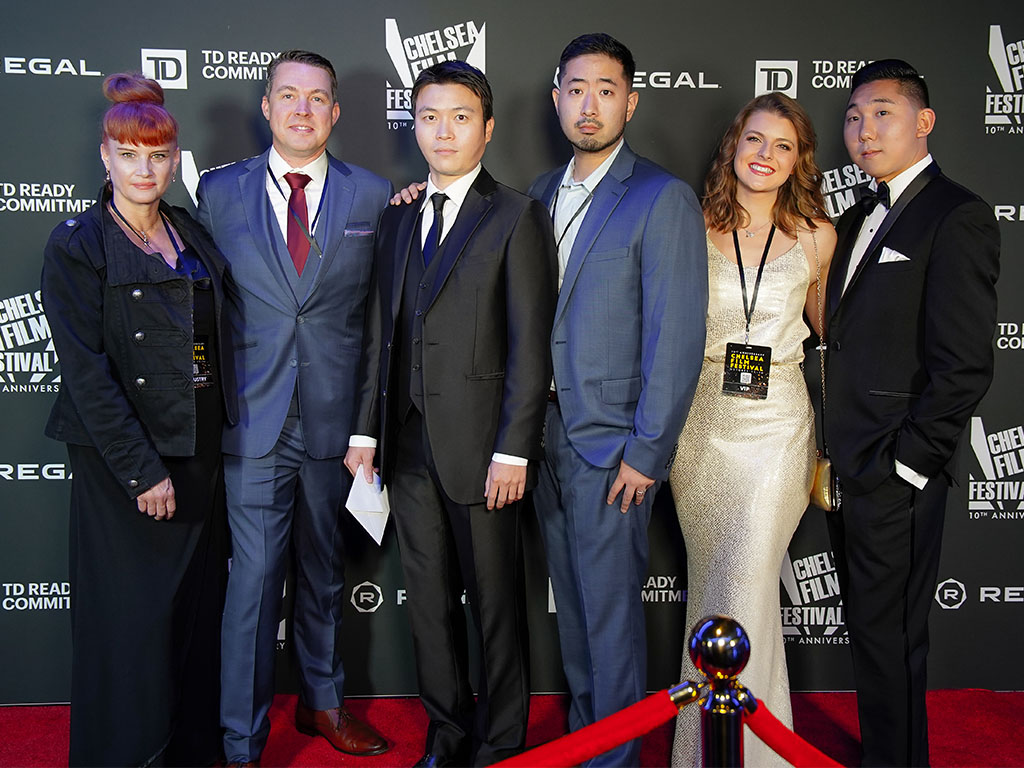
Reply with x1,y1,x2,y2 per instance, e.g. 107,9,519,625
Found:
569,121,624,154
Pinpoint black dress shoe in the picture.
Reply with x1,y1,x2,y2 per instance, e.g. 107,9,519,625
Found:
413,754,451,767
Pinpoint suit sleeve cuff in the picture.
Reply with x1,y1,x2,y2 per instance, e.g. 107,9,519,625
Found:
492,452,528,466
895,459,929,490
349,435,378,448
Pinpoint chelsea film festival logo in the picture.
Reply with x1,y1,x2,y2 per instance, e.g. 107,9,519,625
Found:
384,16,486,127
1,289,59,395
780,549,847,645
966,416,1024,520
986,24,1024,134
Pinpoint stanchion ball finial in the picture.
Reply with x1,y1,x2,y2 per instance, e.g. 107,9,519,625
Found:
688,615,750,681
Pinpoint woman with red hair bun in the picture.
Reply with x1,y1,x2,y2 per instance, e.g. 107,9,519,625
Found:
41,72,237,767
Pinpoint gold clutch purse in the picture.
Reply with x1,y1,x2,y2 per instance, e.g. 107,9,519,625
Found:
811,452,837,511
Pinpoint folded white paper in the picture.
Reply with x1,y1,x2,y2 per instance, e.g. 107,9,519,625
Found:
345,465,390,545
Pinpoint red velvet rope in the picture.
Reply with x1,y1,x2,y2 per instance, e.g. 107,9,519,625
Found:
494,689,680,767
746,698,843,767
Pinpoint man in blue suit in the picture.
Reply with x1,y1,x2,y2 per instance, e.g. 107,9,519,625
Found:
528,34,707,766
196,50,392,766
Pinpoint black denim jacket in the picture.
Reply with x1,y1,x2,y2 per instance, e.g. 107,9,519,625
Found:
42,185,238,498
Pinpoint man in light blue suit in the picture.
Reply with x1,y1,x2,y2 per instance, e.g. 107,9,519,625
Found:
528,34,707,766
196,50,392,766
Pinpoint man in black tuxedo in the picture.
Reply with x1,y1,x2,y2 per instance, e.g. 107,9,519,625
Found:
825,59,1000,767
345,61,557,767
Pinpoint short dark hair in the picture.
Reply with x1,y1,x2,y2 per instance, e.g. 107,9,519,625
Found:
266,49,338,102
557,33,636,87
411,60,494,122
851,58,929,109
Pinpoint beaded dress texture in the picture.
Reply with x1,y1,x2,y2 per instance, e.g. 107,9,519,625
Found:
670,235,816,767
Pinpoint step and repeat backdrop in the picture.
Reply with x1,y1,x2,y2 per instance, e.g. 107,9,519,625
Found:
2,0,1022,704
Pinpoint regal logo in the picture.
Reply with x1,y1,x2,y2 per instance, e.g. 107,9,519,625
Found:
780,549,848,644
966,416,1024,519
384,17,486,125
0,290,59,395
985,25,1024,134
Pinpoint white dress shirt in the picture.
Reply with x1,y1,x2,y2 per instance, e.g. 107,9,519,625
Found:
265,147,329,256
418,164,482,248
552,139,625,287
843,153,934,490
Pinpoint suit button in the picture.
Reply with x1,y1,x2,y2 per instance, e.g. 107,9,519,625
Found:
134,377,146,389
419,282,428,289
831,340,841,352
386,342,393,350
412,337,421,345
415,309,423,317
134,331,145,342
289,359,297,367
412,364,421,371
382,389,388,397
297,316,305,324
131,288,144,301
128,479,139,489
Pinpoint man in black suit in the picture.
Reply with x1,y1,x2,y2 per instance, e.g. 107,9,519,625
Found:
345,61,557,767
825,59,1000,767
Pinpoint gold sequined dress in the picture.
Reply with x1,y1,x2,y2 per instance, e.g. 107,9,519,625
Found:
670,235,816,767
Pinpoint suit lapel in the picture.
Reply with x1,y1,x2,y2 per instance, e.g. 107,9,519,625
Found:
828,206,864,318
389,202,420,324
238,152,297,305
423,169,495,310
537,170,562,210
307,154,355,301
839,162,941,305
555,148,632,322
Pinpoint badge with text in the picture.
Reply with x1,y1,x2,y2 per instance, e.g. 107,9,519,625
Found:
193,337,214,389
723,342,771,399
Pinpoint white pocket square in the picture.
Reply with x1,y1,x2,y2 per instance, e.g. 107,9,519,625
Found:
878,247,911,263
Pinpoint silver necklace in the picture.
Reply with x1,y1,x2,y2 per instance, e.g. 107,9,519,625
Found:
744,220,772,239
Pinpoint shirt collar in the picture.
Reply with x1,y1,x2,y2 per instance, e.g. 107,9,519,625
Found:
558,139,625,194
421,163,482,213
871,153,933,204
268,146,329,186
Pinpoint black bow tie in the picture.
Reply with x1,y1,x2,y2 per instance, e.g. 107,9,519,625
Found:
858,181,891,213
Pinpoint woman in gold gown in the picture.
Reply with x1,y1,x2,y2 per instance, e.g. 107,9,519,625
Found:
671,93,836,766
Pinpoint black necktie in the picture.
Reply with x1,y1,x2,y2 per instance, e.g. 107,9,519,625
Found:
858,181,891,214
422,193,448,266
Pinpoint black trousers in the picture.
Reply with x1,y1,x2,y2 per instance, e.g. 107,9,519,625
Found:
389,410,530,766
827,472,948,767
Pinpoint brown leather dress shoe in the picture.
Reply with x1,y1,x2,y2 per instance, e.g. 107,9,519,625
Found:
295,702,389,756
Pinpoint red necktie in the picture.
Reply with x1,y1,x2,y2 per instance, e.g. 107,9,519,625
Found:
284,172,312,275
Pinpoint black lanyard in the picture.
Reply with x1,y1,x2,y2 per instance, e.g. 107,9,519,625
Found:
732,225,776,344
267,167,327,259
551,184,594,253
160,213,184,264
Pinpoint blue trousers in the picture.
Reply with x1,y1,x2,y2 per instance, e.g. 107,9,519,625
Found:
534,402,654,768
220,415,349,762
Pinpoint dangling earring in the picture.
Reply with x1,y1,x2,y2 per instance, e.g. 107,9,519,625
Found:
105,168,110,183
172,173,176,183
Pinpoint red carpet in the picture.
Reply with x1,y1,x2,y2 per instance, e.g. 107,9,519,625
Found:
1,691,1022,767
